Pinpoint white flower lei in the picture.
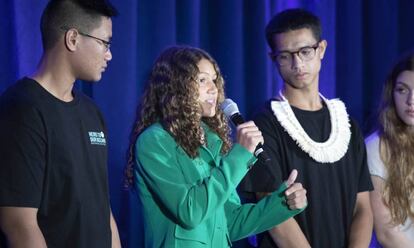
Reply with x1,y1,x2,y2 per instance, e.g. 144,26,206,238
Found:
270,91,351,163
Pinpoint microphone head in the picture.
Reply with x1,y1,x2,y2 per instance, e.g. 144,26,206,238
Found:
221,98,240,117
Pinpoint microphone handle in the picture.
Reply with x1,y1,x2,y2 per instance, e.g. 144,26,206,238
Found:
254,143,271,163
230,113,270,163
231,113,245,125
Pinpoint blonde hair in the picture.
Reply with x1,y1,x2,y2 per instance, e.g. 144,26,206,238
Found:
378,53,414,225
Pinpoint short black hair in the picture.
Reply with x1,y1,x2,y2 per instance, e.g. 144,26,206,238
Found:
265,8,321,51
40,0,118,50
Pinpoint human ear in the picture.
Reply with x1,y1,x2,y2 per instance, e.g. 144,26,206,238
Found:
318,40,327,59
64,29,79,52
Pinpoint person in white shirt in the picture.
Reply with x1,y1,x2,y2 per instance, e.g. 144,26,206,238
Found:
366,52,414,248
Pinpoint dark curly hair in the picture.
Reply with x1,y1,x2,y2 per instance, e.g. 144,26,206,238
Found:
124,46,232,188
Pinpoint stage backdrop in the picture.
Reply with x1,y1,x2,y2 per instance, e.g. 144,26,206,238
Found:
1,0,413,247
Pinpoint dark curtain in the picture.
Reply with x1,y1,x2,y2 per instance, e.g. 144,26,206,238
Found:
1,0,413,247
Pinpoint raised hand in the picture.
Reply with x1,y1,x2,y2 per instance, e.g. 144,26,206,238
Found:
236,121,264,154
284,169,307,210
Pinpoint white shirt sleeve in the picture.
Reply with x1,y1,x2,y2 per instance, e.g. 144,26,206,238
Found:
365,132,387,179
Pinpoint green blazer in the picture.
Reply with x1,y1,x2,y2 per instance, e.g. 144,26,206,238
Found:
135,123,304,248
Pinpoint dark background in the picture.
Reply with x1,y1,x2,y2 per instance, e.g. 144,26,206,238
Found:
1,0,413,247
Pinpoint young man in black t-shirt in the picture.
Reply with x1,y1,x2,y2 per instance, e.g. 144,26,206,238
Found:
239,9,373,248
0,1,121,247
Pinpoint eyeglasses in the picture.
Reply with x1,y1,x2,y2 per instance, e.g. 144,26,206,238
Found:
61,27,111,52
78,31,111,52
271,42,320,66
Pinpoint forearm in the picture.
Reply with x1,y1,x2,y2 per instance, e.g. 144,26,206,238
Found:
348,194,373,248
0,207,47,248
268,218,310,248
378,235,412,248
2,223,47,248
348,213,372,248
370,176,411,248
375,227,412,248
138,135,255,229
110,211,121,248
226,184,305,241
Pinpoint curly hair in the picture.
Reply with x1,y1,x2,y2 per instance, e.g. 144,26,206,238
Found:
124,46,232,188
378,52,414,225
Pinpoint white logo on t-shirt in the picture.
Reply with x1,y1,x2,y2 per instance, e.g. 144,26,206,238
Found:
88,131,106,146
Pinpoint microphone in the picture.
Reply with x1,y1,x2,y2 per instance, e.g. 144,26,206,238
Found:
221,98,270,162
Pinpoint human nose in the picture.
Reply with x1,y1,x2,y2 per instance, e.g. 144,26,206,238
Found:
291,53,304,69
105,48,112,61
207,80,217,94
407,90,414,106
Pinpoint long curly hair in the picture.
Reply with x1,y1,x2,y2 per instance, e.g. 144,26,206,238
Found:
378,53,414,225
124,46,232,188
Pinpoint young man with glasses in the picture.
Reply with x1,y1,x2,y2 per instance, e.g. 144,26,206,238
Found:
239,8,373,247
0,0,121,247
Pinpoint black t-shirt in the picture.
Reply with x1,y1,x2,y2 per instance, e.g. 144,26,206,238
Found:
239,100,373,248
0,78,111,248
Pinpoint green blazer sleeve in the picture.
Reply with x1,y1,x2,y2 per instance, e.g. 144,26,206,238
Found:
224,182,305,241
136,125,255,229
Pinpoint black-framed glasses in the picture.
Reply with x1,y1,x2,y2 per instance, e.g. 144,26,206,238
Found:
271,41,320,66
61,27,111,52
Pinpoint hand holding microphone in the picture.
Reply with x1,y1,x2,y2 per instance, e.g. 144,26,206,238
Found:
221,99,270,162
235,121,264,154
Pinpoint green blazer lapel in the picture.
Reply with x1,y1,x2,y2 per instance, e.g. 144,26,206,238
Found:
202,124,223,166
